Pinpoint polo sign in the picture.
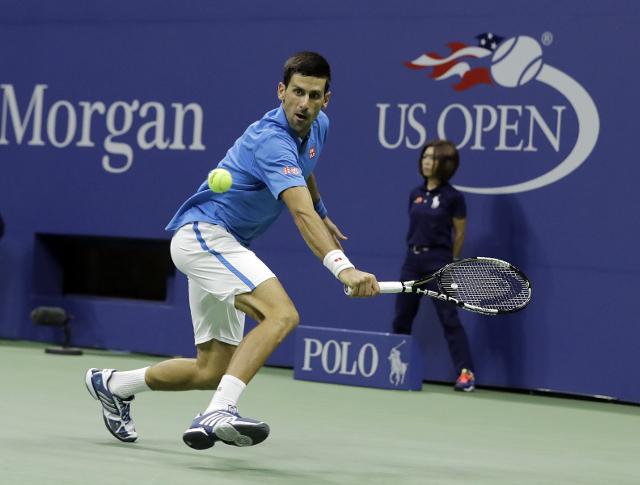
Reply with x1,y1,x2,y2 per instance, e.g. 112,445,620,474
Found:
294,326,423,391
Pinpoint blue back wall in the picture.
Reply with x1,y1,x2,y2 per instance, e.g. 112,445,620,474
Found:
1,1,638,402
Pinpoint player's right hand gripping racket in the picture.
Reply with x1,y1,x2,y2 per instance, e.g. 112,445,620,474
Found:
345,257,531,315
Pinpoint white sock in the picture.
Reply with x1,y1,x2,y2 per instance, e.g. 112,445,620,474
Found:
109,367,151,398
204,374,246,413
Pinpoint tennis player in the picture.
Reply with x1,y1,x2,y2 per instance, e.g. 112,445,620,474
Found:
85,51,379,449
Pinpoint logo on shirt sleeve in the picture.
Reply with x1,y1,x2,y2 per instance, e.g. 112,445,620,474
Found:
309,146,316,159
283,166,301,176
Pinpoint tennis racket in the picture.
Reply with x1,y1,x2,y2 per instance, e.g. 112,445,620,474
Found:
345,257,531,315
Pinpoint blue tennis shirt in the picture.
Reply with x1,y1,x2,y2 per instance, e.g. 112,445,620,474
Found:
166,106,329,246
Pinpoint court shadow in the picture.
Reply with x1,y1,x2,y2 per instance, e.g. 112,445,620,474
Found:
93,440,198,458
465,194,549,388
189,460,329,482
93,439,346,482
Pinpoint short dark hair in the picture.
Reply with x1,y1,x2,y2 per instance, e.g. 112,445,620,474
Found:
418,139,460,182
283,51,331,93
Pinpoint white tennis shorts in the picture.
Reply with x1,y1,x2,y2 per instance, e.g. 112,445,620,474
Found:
170,222,276,346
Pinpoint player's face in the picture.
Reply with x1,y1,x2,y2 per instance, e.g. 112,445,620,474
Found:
278,73,330,138
421,147,437,178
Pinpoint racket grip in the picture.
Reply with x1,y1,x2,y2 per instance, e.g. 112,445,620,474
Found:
379,282,405,293
343,281,405,296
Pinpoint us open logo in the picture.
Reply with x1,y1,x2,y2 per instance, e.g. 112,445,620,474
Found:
377,33,600,194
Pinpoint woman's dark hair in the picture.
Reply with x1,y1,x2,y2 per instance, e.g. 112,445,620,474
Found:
283,51,331,93
418,139,460,182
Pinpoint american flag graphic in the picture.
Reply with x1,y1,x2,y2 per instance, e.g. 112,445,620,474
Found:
283,166,301,176
405,33,504,91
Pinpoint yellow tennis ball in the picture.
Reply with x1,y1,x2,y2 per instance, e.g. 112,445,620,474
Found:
207,168,233,193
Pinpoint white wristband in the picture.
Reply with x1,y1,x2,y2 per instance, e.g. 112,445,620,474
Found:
323,249,355,279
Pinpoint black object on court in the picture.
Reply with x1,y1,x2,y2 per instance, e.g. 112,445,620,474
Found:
30,306,83,355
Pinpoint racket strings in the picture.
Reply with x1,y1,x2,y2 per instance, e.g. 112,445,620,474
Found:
439,260,530,311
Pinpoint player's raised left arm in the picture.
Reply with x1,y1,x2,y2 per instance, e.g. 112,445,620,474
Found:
281,186,378,297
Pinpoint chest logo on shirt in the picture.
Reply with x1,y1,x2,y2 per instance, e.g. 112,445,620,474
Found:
283,166,301,176
431,195,441,209
309,146,316,159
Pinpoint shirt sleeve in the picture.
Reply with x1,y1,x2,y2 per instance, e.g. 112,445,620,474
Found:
319,110,330,144
452,191,467,219
253,132,307,199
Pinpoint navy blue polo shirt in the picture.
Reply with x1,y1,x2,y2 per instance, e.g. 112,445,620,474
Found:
405,182,466,252
166,106,329,246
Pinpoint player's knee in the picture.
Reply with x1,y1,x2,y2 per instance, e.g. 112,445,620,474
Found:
269,304,300,338
282,306,300,330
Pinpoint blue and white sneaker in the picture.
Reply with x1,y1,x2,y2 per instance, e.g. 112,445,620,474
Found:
85,368,138,442
182,406,270,450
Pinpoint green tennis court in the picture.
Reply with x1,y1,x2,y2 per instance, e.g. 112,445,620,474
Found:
1,340,638,485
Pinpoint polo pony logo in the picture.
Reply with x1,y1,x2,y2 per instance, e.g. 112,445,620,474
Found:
388,341,409,386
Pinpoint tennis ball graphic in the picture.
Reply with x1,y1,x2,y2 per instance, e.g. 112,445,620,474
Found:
207,168,233,193
491,36,543,88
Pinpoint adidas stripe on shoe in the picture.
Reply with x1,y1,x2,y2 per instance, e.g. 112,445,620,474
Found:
85,368,138,442
182,406,269,450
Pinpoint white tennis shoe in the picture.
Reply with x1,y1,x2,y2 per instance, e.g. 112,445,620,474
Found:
85,368,138,442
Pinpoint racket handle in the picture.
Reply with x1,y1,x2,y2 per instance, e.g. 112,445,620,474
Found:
379,282,405,293
343,281,405,296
